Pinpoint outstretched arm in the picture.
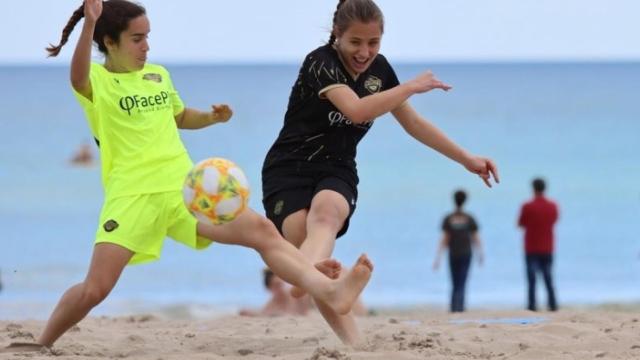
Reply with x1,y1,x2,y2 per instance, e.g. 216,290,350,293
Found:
70,0,102,100
432,232,449,271
175,104,233,129
392,103,500,187
324,71,451,124
471,232,484,266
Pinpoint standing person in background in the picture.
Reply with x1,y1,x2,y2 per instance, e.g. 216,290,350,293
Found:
518,178,559,311
433,189,483,312
262,0,499,345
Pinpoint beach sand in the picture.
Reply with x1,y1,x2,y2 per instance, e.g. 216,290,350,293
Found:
1,308,639,359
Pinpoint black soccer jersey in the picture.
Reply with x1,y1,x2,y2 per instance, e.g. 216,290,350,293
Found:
442,211,479,258
263,44,400,174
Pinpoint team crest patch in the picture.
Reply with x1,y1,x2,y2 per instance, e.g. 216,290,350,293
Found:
142,73,162,83
364,75,382,94
103,219,119,232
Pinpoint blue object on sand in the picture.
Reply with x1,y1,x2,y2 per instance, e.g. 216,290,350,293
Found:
400,320,423,326
450,317,547,325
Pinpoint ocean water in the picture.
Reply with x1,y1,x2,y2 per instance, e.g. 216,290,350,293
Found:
1,62,639,320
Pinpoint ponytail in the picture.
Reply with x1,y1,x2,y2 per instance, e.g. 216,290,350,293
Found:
46,4,85,57
46,1,146,57
328,0,347,45
329,0,384,46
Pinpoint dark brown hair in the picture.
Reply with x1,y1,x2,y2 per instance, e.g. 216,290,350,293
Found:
262,268,275,289
46,0,146,57
329,0,384,45
532,178,546,193
454,189,467,209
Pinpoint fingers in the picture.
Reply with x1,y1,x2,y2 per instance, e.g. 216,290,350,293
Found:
479,173,492,188
487,160,500,184
211,104,233,122
479,160,499,187
212,104,230,113
438,82,453,91
430,79,450,90
85,0,103,16
421,70,452,92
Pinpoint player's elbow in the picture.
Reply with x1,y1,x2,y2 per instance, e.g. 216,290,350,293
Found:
70,73,88,91
346,109,374,124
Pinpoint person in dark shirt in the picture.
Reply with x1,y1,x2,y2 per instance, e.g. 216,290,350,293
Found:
433,190,483,312
518,178,559,311
262,0,499,345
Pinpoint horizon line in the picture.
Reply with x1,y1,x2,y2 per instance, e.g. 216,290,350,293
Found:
1,58,639,67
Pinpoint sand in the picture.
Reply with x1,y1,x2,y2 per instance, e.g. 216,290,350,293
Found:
2,308,640,359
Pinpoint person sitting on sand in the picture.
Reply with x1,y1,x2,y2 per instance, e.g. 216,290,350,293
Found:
239,268,310,317
239,267,369,317
69,142,94,166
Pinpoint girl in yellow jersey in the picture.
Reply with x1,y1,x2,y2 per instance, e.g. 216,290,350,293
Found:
6,0,373,351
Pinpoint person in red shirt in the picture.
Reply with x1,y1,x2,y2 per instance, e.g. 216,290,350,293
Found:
518,178,559,311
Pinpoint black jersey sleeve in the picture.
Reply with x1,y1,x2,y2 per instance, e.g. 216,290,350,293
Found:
442,215,451,232
469,215,479,232
301,47,350,95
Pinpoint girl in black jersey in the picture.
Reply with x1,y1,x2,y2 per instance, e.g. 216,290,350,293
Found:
262,0,499,345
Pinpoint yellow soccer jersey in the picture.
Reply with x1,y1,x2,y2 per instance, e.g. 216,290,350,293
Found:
73,63,192,199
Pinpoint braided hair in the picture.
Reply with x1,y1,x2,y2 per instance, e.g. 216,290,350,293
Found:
46,0,146,57
46,4,85,57
328,0,347,45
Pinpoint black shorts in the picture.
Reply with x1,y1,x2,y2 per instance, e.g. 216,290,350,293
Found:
263,176,357,239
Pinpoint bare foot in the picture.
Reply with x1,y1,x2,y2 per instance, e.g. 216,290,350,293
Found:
316,258,342,279
0,342,46,353
317,254,373,315
291,258,342,298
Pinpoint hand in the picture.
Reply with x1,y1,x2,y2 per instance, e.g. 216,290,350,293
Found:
83,0,103,23
211,104,232,123
409,70,452,94
464,155,500,187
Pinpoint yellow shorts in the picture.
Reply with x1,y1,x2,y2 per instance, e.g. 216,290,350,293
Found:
96,191,212,265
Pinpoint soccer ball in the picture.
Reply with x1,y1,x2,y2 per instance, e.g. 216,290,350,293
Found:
183,158,250,225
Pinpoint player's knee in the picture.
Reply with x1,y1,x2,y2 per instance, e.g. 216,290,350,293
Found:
310,209,345,232
252,217,281,248
81,282,111,307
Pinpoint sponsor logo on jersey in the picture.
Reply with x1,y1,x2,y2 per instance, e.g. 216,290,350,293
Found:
328,111,372,129
142,73,163,83
364,75,382,94
119,91,170,116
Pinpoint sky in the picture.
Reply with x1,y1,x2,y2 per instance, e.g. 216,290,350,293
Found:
4,0,639,64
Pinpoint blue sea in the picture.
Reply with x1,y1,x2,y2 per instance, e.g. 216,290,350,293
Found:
1,62,638,320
